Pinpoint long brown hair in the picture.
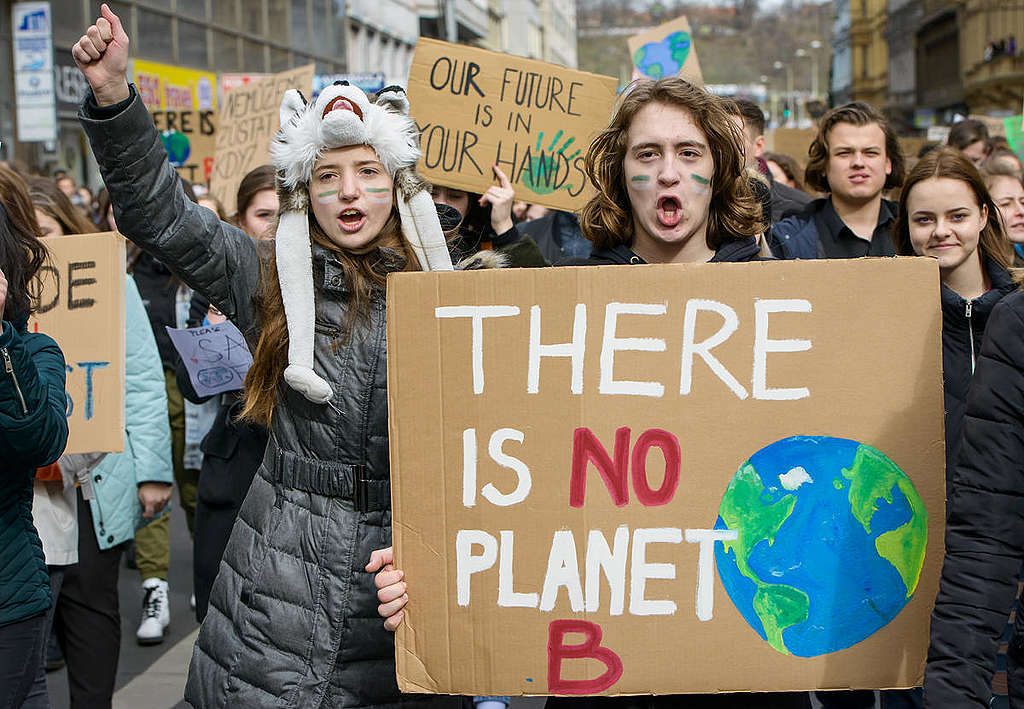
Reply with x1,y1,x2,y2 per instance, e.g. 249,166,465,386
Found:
240,204,415,426
234,165,276,229
804,102,905,194
27,177,96,235
0,166,47,322
893,146,1013,272
579,78,761,252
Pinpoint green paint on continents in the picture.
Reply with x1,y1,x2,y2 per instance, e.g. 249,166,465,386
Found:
719,462,809,654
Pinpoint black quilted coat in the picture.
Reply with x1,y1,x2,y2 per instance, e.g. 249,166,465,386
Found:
80,86,460,709
924,288,1024,707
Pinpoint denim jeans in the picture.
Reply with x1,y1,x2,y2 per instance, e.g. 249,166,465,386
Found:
0,610,50,709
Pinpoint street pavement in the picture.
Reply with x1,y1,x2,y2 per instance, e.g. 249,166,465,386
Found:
42,498,548,709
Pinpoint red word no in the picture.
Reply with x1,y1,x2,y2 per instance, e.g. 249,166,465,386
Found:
547,619,624,695
569,427,681,508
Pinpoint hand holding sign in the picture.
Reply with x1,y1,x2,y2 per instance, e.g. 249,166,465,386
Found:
479,165,516,236
366,547,408,631
72,4,131,106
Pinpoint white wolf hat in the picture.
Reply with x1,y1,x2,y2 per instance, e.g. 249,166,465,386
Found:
269,82,452,404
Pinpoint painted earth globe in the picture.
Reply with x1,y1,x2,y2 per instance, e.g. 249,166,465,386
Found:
713,435,927,657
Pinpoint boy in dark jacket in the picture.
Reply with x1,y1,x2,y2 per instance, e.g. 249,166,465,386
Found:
769,102,905,261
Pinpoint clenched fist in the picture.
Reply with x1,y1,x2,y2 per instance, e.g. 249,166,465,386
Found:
71,3,131,107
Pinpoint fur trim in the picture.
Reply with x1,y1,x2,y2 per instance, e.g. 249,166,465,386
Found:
271,84,419,189
456,251,509,270
279,182,309,213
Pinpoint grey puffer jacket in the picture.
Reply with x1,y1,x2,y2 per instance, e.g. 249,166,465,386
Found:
79,86,448,709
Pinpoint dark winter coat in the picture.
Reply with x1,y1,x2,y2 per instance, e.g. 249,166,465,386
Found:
576,233,763,266
768,197,899,259
0,316,67,627
924,287,1024,707
131,250,183,370
174,291,269,622
939,258,1017,497
81,85,458,709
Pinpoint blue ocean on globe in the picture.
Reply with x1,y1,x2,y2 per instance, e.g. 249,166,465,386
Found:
632,31,691,79
160,130,191,168
713,435,927,658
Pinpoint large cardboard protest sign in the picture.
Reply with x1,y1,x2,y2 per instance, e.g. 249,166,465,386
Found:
211,64,315,216
768,127,817,164
628,16,704,86
407,39,618,212
28,233,126,455
387,258,945,695
133,59,218,184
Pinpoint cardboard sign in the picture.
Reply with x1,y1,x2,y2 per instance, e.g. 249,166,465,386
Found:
28,233,126,455
768,127,818,164
407,39,618,212
1003,116,1024,160
165,320,253,397
628,16,703,86
132,59,218,184
211,64,315,216
387,258,945,696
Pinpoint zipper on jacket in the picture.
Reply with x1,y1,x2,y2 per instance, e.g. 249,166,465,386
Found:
965,301,976,374
1,347,29,416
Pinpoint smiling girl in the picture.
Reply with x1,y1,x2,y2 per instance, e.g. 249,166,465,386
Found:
893,147,1016,495
983,161,1024,266
74,6,461,707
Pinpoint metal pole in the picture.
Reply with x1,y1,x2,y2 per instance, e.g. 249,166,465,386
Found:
445,0,458,42
787,65,794,127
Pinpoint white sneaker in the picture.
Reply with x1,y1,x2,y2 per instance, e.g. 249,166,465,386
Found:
136,577,170,645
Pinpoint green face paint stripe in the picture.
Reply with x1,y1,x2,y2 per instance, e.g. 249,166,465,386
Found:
631,175,651,182
365,187,389,193
691,173,710,185
316,190,335,198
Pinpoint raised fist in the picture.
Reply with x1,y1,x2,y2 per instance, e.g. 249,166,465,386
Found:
71,3,130,106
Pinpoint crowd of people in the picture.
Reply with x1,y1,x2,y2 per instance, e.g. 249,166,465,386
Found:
4,5,1024,709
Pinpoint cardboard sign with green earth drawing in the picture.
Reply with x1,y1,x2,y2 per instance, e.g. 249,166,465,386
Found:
628,16,703,86
1003,116,1024,159
406,39,619,212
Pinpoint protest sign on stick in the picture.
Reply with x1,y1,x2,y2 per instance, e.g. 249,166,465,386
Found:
628,16,704,85
406,39,618,212
28,233,126,455
211,64,315,216
166,320,253,398
388,258,945,696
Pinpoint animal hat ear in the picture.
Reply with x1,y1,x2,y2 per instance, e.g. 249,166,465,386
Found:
279,89,307,126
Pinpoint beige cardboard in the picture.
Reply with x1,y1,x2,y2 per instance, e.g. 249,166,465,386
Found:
151,109,218,185
406,38,618,213
767,127,818,164
28,233,126,455
211,64,315,216
387,258,945,696
628,16,703,86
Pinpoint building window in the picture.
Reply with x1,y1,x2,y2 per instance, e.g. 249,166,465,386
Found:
243,39,267,72
312,0,330,50
51,0,85,47
862,45,869,78
245,1,265,35
271,46,291,71
137,8,174,63
214,0,240,28
178,20,208,68
291,0,310,47
212,31,240,72
269,0,289,34
177,0,208,21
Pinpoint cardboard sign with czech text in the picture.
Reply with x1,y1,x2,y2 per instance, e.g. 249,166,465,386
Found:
406,39,618,213
387,258,945,695
628,16,704,86
28,233,126,455
211,64,316,216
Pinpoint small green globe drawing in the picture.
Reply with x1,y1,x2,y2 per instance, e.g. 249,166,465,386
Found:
714,435,927,657
160,130,191,168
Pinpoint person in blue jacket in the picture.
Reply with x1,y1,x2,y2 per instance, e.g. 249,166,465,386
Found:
0,168,69,709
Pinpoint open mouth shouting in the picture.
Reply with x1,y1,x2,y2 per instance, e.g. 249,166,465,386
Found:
322,96,364,120
657,195,682,228
337,207,367,232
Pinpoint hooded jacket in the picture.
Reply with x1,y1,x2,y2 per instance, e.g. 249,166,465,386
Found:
0,315,67,627
579,233,763,266
939,258,1017,498
80,85,457,709
925,287,1024,707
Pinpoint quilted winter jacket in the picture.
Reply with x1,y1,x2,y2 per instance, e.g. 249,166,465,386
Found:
88,275,173,550
80,86,421,709
0,316,68,627
924,289,1024,707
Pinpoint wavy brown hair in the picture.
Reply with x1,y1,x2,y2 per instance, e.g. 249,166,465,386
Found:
579,78,760,252
0,166,47,322
27,177,96,236
804,102,905,194
893,146,1013,272
240,204,415,426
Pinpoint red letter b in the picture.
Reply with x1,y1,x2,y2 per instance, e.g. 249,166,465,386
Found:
547,619,624,694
